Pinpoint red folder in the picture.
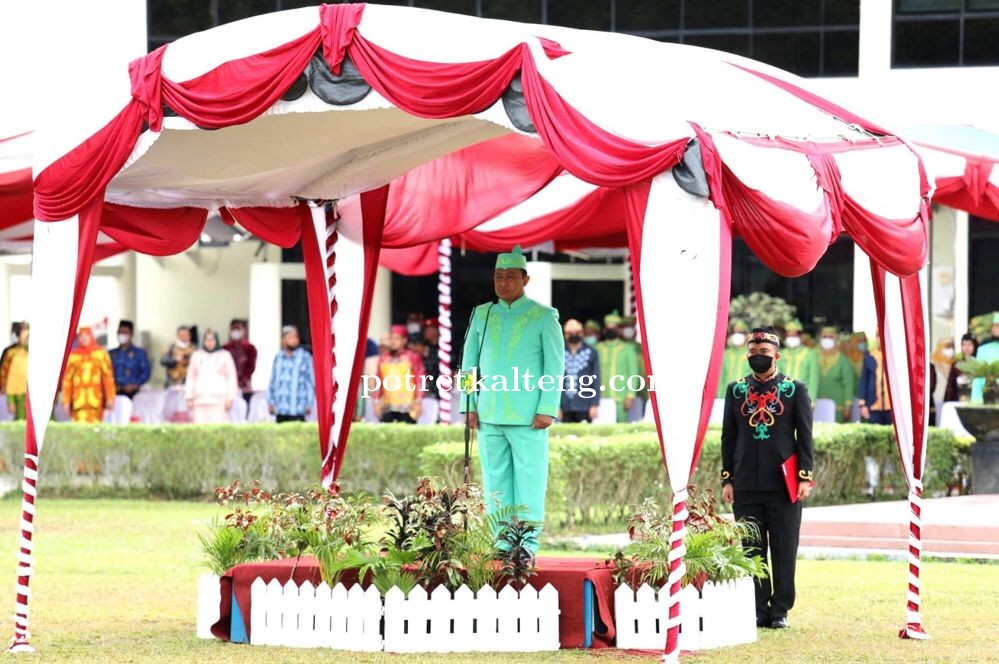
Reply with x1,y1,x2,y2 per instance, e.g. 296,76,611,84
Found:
782,453,800,503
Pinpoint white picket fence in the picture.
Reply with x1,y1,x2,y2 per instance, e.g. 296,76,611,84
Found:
244,578,559,652
250,579,382,650
615,577,757,651
383,584,560,653
196,574,221,639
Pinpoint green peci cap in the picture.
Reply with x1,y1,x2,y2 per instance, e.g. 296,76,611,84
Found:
495,244,527,270
730,320,750,333
584,319,601,331
785,319,803,333
604,310,622,326
820,325,838,336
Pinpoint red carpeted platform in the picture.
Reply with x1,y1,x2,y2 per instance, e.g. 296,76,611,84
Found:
211,555,619,649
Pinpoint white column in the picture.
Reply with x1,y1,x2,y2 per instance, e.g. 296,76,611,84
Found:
524,261,553,307
953,210,970,334
0,261,10,344
249,263,282,392
853,244,878,337
368,266,391,339
858,0,893,78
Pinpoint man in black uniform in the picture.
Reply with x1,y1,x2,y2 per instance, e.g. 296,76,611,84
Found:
721,326,814,630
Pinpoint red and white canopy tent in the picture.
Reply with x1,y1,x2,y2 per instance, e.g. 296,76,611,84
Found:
17,3,935,657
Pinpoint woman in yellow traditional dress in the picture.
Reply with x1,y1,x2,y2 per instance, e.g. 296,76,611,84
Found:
62,327,116,423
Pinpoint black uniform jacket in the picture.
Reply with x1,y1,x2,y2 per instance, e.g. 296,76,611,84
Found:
720,372,814,492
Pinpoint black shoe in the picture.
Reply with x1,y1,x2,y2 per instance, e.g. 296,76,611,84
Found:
756,617,770,628
770,617,790,629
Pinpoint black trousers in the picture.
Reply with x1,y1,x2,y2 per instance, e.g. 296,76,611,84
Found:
381,411,416,424
733,490,802,621
275,414,305,423
561,410,592,423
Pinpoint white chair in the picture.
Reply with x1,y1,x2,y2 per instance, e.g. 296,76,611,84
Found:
306,399,318,422
417,397,439,425
938,401,971,438
0,394,11,422
593,398,618,424
626,397,645,423
813,398,837,424
643,399,655,422
131,390,166,424
103,395,133,425
162,387,190,423
709,398,726,425
228,397,248,423
247,391,274,423
53,399,70,422
363,398,379,423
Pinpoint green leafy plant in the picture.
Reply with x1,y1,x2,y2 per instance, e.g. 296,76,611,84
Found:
611,487,768,591
495,516,539,590
955,358,999,404
197,519,246,576
728,292,797,330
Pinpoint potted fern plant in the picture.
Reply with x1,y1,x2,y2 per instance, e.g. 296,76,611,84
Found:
611,487,766,651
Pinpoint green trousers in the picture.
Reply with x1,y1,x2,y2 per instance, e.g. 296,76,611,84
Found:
6,394,26,421
478,421,549,553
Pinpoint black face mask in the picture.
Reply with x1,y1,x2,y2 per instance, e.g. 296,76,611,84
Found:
604,329,619,340
748,354,774,374
567,334,582,344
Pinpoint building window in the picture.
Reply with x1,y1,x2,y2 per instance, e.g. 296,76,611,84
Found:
894,0,999,67
149,0,859,77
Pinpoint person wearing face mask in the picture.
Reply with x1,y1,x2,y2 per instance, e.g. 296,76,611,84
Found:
815,326,854,423
859,335,892,425
161,326,195,387
1,323,29,421
716,320,751,399
779,320,819,405
267,325,316,423
845,331,869,398
185,329,239,424
62,326,116,423
223,319,258,405
583,320,601,347
374,324,425,423
944,333,978,403
620,315,648,421
560,319,601,423
596,310,642,422
720,327,813,630
109,320,151,400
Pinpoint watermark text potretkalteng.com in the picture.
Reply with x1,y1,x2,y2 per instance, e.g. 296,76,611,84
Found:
359,369,658,400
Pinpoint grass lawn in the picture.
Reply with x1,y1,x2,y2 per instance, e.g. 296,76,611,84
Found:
0,499,995,663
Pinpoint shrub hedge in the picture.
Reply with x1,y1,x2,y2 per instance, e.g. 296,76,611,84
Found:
0,423,965,521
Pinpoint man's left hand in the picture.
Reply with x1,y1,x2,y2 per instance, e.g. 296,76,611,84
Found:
532,414,555,429
797,482,813,501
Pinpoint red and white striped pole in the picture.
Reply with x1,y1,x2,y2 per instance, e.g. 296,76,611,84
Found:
899,479,929,639
10,448,39,653
437,238,452,424
661,487,689,664
626,255,637,318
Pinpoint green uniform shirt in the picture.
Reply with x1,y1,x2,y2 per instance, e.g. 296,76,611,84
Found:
780,346,820,403
817,351,855,419
716,346,749,399
460,295,564,425
596,339,641,402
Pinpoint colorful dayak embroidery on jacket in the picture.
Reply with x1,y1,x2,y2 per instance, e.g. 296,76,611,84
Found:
733,377,797,440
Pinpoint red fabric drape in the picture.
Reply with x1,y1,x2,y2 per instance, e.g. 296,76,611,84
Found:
519,52,689,187
378,243,438,275
0,168,32,230
379,134,563,249
692,125,833,278
933,159,999,222
100,204,208,255
330,185,386,482
221,205,308,248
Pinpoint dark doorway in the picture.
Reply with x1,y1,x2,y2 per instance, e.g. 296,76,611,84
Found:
280,278,311,350
969,216,999,319
552,279,624,327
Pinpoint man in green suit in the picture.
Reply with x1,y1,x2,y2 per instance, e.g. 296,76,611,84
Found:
781,320,819,404
461,245,564,553
816,326,855,422
597,311,642,422
717,320,751,399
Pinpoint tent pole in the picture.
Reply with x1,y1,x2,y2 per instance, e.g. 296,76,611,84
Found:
437,238,452,423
